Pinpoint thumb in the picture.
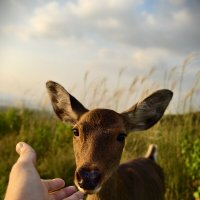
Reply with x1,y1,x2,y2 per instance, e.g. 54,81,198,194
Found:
16,142,37,165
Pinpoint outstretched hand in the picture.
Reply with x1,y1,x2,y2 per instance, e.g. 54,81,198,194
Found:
4,142,84,200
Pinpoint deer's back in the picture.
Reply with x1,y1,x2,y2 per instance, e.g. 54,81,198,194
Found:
117,157,165,200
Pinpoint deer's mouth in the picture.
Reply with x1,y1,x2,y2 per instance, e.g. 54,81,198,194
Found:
75,182,102,194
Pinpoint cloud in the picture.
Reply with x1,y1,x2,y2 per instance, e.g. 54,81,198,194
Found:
172,9,191,24
2,0,200,77
69,0,140,17
169,0,185,5
4,0,200,54
131,48,173,68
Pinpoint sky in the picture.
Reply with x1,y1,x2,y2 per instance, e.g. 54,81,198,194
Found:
0,0,200,113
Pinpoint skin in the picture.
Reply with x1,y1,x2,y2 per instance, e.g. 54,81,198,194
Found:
4,142,84,200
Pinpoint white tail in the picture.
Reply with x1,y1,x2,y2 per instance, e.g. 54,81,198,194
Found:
145,144,158,161
46,81,173,200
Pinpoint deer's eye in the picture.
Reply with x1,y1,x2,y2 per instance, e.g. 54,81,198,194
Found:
117,133,127,142
72,128,79,137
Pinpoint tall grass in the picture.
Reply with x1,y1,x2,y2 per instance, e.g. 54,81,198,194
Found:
75,53,199,114
0,108,75,199
0,55,200,200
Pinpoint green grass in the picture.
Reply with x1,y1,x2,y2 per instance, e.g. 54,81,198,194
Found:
0,107,199,200
0,107,75,199
122,113,200,199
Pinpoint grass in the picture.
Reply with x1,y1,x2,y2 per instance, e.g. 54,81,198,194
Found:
123,113,200,199
0,108,199,200
0,55,200,199
0,108,75,199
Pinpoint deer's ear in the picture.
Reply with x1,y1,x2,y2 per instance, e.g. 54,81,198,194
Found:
46,81,88,124
121,89,173,132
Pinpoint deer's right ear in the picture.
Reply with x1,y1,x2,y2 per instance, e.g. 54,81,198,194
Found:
46,81,88,124
121,89,173,132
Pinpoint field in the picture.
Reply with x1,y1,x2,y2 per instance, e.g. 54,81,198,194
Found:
0,107,199,200
0,55,200,199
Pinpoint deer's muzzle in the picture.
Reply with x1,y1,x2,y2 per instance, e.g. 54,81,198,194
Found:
75,167,101,193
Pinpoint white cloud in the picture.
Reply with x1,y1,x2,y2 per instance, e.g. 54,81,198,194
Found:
169,0,185,5
131,48,173,68
70,0,140,17
96,18,121,29
97,48,111,59
3,0,200,54
4,0,138,39
145,14,157,26
173,9,191,24
2,0,199,87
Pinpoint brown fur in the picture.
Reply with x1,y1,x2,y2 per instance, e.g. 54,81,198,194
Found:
87,158,164,200
46,81,173,200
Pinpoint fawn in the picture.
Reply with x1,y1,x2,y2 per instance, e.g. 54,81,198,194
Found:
46,81,173,200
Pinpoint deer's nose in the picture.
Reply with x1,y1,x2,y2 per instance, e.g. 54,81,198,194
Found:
76,167,101,190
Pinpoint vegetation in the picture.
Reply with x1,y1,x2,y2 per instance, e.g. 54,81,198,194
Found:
0,108,75,199
0,55,199,199
0,107,199,200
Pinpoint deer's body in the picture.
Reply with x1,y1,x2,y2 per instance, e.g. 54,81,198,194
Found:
87,158,164,200
46,81,172,200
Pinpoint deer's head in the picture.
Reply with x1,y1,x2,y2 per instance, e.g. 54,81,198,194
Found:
46,81,173,194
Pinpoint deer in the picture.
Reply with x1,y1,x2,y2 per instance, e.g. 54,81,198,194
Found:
46,80,173,200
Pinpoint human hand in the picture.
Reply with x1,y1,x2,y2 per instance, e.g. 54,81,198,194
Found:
4,142,84,200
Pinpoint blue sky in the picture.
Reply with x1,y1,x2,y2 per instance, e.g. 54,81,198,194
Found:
0,0,200,112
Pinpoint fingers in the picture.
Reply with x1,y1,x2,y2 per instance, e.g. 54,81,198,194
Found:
63,190,83,200
16,142,36,165
50,186,84,200
42,178,65,192
43,179,84,200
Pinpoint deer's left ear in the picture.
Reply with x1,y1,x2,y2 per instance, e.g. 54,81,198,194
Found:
46,81,88,124
121,89,173,132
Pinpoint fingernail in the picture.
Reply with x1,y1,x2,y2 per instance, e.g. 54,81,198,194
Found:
16,142,24,153
17,142,23,149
